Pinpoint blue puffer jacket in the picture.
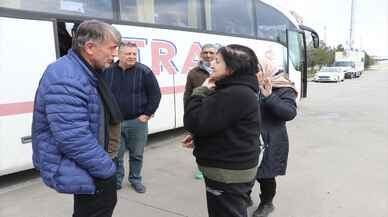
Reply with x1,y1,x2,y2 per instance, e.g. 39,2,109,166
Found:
32,50,116,194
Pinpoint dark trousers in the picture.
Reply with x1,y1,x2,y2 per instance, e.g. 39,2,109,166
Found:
257,177,276,204
73,176,117,217
204,177,254,217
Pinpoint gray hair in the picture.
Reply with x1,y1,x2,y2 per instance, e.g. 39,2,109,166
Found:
72,20,121,51
118,41,137,53
202,43,221,52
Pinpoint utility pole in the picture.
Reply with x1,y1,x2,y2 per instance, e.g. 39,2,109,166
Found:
349,0,355,50
323,25,327,44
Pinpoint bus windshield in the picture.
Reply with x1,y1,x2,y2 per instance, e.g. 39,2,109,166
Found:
320,67,342,72
334,61,354,67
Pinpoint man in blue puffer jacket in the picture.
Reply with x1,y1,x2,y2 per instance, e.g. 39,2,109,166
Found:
32,20,122,217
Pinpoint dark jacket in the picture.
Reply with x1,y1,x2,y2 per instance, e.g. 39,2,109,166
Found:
184,74,260,170
103,62,161,120
257,87,297,178
183,66,209,106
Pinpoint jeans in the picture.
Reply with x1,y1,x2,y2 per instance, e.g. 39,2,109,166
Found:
204,177,254,217
115,118,148,186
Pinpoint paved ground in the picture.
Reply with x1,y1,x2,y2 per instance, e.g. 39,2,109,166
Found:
0,63,387,217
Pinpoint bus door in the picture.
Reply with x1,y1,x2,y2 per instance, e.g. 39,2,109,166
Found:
0,17,57,175
287,29,309,99
56,20,81,57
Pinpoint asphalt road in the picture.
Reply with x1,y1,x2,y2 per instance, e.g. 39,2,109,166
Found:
0,63,387,217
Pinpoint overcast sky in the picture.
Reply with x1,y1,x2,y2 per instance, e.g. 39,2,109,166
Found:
277,0,388,57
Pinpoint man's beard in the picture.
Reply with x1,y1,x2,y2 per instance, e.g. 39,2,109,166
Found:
104,62,111,69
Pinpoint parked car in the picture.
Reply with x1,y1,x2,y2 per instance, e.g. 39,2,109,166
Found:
314,67,345,82
334,61,357,78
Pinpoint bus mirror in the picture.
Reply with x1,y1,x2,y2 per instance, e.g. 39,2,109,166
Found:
311,32,319,48
299,25,320,48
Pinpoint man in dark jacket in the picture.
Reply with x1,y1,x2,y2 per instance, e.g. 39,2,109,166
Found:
103,42,161,193
32,20,122,217
183,43,218,106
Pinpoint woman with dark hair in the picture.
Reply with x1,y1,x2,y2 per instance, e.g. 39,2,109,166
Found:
183,44,261,217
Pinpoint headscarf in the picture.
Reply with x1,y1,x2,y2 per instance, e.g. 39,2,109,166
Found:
258,56,298,96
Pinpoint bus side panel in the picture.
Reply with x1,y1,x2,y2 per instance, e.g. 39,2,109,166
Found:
0,17,56,175
113,24,177,134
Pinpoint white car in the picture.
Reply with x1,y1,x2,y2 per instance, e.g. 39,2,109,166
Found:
314,67,345,82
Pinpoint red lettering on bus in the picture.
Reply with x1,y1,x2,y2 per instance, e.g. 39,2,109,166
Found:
151,40,178,75
181,42,201,74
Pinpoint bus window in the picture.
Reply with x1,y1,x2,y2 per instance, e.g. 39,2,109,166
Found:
119,0,204,29
0,0,113,19
255,1,295,45
288,31,304,71
205,0,255,36
119,0,138,22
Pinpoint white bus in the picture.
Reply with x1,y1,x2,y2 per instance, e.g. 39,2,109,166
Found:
0,0,319,176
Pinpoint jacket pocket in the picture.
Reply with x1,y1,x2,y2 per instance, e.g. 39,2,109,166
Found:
53,157,95,194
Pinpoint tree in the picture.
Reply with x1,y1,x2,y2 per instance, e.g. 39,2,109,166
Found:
307,40,335,70
336,44,345,52
365,52,376,68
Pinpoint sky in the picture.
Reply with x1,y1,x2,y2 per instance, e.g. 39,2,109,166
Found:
276,0,388,57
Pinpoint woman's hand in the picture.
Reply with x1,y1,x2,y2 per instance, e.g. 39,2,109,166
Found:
181,134,194,148
257,71,272,97
256,71,264,83
260,77,272,97
201,77,216,90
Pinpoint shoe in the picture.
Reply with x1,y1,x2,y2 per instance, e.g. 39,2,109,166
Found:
247,196,253,207
195,170,204,180
252,203,275,217
116,180,122,190
131,182,146,193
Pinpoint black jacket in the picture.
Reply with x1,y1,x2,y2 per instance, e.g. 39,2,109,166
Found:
184,74,260,170
103,62,161,120
257,87,297,178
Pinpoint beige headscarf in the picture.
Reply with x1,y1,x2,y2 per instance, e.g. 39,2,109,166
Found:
258,56,298,96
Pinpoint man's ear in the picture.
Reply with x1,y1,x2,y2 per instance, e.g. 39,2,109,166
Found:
84,41,95,55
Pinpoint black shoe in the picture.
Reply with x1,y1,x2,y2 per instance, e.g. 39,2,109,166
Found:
131,182,146,193
247,196,254,207
252,203,275,217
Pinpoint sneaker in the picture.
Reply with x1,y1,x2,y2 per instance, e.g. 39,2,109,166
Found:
195,170,204,180
131,182,146,193
252,203,275,217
